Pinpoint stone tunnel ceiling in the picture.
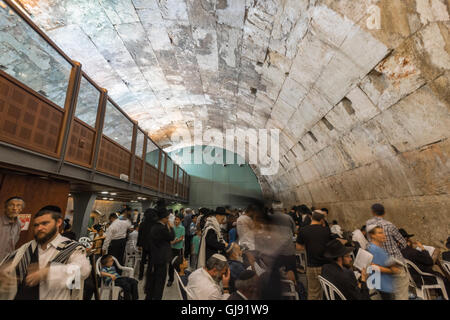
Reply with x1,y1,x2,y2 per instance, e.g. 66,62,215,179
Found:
12,0,450,245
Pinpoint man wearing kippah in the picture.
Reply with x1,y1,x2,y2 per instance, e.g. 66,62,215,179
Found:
0,196,25,262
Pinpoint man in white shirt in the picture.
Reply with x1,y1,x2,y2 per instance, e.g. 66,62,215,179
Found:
102,213,132,265
352,225,368,250
0,206,91,300
236,208,255,251
186,254,231,300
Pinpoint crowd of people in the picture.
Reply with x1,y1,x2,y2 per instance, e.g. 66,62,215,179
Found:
0,195,449,301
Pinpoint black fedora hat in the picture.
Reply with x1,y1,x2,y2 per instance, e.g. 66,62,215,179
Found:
399,228,414,239
157,207,169,219
323,239,354,259
215,207,230,216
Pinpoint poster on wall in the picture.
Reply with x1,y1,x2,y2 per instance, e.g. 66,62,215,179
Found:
18,213,31,231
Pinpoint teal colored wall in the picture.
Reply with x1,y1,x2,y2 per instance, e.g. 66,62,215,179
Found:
168,146,263,209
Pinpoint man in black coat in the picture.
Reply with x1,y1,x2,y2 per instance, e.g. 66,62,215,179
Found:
137,208,158,280
145,207,174,300
400,230,450,294
321,239,370,300
201,207,230,266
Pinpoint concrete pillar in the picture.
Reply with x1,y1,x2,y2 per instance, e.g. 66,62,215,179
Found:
71,192,97,239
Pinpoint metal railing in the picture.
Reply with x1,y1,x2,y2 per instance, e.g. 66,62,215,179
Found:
0,0,188,201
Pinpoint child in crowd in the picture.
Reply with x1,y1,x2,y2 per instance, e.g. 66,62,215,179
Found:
191,228,201,269
100,255,139,300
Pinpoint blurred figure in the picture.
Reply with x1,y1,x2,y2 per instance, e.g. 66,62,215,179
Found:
0,205,91,300
237,205,256,251
187,254,231,300
0,196,25,262
228,270,259,300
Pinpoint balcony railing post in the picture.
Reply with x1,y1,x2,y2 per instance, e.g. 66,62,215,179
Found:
157,150,162,192
141,134,148,188
90,89,107,177
129,121,138,186
56,61,82,173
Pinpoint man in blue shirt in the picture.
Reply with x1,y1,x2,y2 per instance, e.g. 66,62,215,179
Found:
167,214,185,287
366,226,401,300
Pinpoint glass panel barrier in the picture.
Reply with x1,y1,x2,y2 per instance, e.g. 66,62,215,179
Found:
166,156,174,178
145,139,160,168
0,1,72,108
75,76,100,127
135,130,144,157
103,100,133,150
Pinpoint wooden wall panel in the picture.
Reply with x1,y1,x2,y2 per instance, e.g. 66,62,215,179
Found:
0,73,64,157
97,136,131,178
65,118,95,167
0,172,70,247
144,163,159,191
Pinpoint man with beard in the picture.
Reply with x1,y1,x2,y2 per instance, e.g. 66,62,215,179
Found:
321,239,370,300
197,207,230,269
226,242,246,293
0,205,91,300
187,253,231,300
0,197,25,262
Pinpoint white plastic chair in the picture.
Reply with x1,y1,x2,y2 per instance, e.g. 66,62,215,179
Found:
442,261,450,275
281,279,299,300
95,256,134,300
318,275,347,300
405,259,448,300
171,258,194,300
124,240,141,277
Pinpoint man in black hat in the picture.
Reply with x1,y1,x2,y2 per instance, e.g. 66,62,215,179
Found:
400,229,450,294
145,207,175,300
321,239,370,300
197,207,230,269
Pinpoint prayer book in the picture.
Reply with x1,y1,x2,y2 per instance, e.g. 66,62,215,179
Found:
353,248,373,271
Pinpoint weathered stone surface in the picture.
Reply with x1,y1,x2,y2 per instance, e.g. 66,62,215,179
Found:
5,0,450,246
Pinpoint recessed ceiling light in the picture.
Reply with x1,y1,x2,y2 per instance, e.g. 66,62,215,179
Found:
101,191,109,194
110,193,117,196
102,197,108,200
109,198,114,201
141,197,147,200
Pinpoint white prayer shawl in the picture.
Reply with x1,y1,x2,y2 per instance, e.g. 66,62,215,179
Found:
0,239,86,300
197,216,225,269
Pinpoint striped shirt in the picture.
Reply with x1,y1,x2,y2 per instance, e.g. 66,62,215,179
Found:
366,216,407,259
